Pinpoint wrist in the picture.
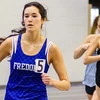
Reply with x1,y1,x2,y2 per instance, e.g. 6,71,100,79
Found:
81,44,87,51
50,78,55,86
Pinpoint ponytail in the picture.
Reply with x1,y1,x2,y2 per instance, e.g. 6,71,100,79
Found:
11,27,26,33
0,27,26,45
0,38,5,45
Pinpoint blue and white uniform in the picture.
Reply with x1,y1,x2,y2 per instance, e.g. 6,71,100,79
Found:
5,34,52,100
82,52,97,87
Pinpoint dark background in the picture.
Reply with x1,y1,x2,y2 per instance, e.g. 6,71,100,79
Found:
89,0,100,8
89,0,100,14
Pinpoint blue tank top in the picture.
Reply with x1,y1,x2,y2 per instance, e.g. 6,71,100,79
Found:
5,34,50,100
82,51,97,87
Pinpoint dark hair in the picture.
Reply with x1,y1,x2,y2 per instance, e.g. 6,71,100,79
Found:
0,33,19,45
12,1,47,34
0,38,5,45
90,15,100,34
0,2,47,44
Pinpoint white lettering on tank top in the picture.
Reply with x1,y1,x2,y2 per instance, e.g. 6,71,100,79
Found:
13,59,46,73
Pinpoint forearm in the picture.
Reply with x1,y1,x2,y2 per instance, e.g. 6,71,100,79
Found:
52,79,71,91
84,55,100,64
74,46,86,59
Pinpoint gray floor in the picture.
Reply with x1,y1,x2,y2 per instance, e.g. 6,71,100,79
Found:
0,83,87,100
48,83,87,100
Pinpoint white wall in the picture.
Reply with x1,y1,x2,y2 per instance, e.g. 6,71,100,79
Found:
0,0,88,85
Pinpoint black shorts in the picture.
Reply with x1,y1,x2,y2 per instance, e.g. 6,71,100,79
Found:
85,85,96,95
